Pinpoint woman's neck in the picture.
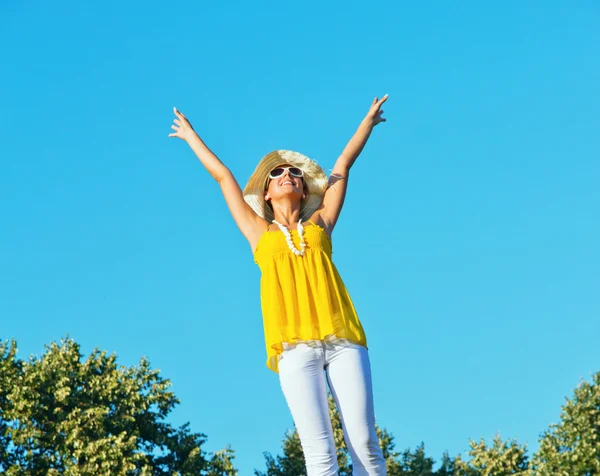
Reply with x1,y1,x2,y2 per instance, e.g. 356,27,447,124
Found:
271,201,302,228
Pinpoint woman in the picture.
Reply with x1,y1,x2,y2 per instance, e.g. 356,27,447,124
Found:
169,95,388,476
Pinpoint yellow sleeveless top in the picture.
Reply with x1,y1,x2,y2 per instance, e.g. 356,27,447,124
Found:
254,221,367,372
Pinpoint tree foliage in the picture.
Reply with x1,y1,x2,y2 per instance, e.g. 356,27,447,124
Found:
453,435,530,476
3,337,599,475
0,338,237,475
533,372,600,476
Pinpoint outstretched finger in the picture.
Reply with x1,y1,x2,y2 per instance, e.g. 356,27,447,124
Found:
171,125,179,131
173,107,186,119
377,94,389,107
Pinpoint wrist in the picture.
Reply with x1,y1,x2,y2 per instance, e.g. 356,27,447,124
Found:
185,129,201,144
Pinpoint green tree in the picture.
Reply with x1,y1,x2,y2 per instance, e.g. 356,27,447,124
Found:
453,435,530,476
255,430,306,476
0,337,237,475
398,442,436,475
452,373,600,475
378,426,403,475
436,451,459,476
532,372,600,476
0,340,21,469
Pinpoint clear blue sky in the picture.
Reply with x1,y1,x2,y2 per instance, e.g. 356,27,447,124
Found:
1,1,599,473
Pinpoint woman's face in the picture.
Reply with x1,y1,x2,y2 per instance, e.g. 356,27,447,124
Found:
265,164,305,202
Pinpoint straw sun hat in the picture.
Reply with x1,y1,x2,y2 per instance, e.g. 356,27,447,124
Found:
243,150,329,223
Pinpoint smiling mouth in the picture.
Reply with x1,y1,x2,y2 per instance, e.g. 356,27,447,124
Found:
281,181,294,186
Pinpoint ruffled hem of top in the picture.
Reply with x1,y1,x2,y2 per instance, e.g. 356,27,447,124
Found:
266,333,367,373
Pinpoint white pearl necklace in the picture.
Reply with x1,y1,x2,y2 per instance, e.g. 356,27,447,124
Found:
273,219,306,256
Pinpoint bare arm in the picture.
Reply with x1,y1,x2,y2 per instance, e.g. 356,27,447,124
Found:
169,108,267,246
313,95,388,233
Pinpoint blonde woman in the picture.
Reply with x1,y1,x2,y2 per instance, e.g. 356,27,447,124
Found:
169,95,388,476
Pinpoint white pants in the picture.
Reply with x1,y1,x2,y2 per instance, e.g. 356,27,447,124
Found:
278,341,386,476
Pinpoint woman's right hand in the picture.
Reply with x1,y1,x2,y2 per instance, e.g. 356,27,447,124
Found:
169,107,195,142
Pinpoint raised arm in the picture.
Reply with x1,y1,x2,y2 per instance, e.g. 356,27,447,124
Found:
313,95,388,233
169,107,267,247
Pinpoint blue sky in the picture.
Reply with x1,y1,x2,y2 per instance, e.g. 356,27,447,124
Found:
1,1,599,473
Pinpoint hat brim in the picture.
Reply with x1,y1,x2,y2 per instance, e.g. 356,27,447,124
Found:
243,150,328,223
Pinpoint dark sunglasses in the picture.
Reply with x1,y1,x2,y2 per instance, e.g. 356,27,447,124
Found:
269,166,304,179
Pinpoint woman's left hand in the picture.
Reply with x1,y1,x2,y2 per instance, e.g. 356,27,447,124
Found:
365,94,388,126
